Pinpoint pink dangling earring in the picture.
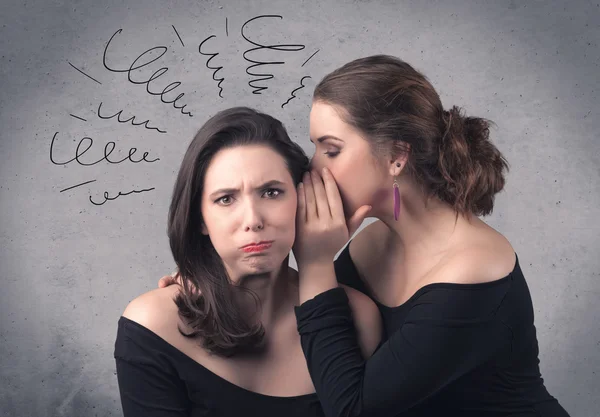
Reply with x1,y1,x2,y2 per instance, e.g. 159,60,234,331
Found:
393,177,401,221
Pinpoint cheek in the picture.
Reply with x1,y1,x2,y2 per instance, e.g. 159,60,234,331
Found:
201,206,237,250
273,198,297,241
326,160,360,208
330,162,378,215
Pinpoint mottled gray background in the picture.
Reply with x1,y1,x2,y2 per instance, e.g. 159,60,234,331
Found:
1,0,598,416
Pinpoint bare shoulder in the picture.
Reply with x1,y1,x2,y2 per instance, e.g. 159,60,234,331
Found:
122,285,181,335
339,284,382,358
438,227,516,285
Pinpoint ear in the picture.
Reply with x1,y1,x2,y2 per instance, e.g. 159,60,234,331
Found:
387,142,410,177
200,222,208,235
388,155,409,177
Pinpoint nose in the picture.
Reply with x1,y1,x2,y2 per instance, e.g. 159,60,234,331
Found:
242,199,264,232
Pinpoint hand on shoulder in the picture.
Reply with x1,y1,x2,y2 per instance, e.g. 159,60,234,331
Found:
157,270,182,288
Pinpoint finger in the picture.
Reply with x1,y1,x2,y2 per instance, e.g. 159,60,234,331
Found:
321,167,345,220
347,205,372,237
302,171,317,220
310,170,331,218
158,271,180,288
296,182,306,224
173,272,184,287
158,276,168,288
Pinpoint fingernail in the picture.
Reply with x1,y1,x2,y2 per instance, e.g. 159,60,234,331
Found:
322,167,328,175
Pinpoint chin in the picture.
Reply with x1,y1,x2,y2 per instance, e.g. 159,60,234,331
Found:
243,255,282,274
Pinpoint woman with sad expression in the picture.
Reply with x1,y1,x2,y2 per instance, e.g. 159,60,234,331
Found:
114,107,382,417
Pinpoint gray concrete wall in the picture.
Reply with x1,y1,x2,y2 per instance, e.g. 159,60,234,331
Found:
0,0,598,415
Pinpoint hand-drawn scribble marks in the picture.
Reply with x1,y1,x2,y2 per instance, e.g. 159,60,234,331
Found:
241,15,306,95
50,132,159,167
102,29,193,117
60,180,97,193
172,25,185,47
68,62,102,85
89,187,155,206
302,49,320,67
199,35,225,98
97,102,166,133
70,114,87,122
281,76,312,108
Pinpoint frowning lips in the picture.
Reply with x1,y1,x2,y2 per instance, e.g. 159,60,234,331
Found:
240,241,273,253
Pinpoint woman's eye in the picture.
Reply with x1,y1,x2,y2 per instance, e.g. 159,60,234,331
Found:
263,188,283,198
324,150,340,158
216,196,233,205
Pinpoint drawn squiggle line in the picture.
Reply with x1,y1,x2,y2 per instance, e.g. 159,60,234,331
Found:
241,15,306,95
199,35,225,98
89,186,155,206
281,76,312,108
97,102,166,133
102,29,192,117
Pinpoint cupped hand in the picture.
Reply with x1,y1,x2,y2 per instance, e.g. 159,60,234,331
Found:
293,168,371,266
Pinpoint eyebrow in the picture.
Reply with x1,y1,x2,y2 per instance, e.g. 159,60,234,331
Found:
208,180,287,199
310,135,344,144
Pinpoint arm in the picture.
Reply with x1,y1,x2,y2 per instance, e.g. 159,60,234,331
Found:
295,283,510,417
293,168,511,416
340,284,383,358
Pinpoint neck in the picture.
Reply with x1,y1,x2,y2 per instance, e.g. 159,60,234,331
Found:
374,182,472,258
230,258,298,328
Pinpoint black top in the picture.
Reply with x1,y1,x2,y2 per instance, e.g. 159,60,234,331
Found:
114,317,324,417
294,244,570,417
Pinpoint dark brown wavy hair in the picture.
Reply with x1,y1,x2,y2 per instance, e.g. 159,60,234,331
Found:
168,107,309,357
313,55,509,216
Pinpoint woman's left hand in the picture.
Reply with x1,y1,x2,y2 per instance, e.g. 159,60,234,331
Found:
293,168,371,266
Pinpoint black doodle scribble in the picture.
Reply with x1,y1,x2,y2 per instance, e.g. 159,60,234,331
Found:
50,132,159,167
97,102,166,133
60,179,97,193
70,114,87,122
241,15,306,95
281,76,311,108
302,49,320,67
199,35,225,98
89,187,155,206
102,29,193,117
68,62,102,85
172,25,185,47
58,21,320,209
